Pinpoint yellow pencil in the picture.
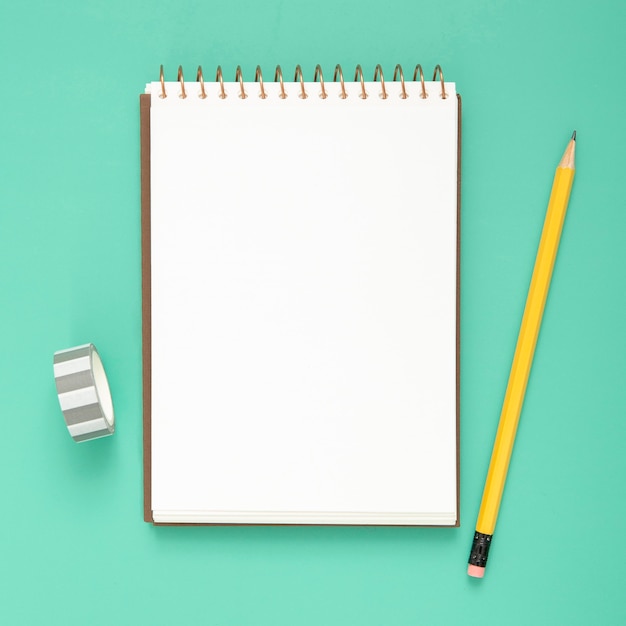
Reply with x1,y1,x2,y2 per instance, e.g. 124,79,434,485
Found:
468,132,577,578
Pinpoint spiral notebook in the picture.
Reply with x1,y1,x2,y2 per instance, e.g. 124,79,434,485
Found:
141,63,461,525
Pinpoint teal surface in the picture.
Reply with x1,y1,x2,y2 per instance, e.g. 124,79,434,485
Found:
1,1,625,624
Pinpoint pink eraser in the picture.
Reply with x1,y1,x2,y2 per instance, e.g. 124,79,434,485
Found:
467,564,485,578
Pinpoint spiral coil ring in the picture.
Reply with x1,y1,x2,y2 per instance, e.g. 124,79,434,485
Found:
294,65,308,99
354,65,368,99
177,66,187,99
235,66,247,99
216,66,226,99
255,65,267,99
333,64,347,99
156,64,450,101
196,66,207,99
159,64,166,98
393,64,408,99
313,64,327,99
433,64,447,99
413,65,427,99
275,65,287,99
373,64,387,99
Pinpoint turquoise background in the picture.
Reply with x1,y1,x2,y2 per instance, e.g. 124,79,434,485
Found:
1,0,625,623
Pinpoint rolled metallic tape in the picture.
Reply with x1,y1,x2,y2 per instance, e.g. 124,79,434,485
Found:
53,344,115,442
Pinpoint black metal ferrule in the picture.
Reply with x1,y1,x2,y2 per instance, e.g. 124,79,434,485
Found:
468,531,493,568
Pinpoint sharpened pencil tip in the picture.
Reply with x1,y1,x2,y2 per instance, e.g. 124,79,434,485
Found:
572,130,576,141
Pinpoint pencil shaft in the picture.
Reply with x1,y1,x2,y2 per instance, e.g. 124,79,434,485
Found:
476,163,574,534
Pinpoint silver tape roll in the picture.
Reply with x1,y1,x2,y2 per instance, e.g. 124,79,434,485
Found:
53,344,115,442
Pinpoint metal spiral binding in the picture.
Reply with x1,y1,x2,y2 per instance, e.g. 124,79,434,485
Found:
196,66,207,99
255,65,267,99
393,64,408,99
354,65,368,99
413,64,427,99
373,64,387,99
177,66,187,99
157,64,449,100
333,64,347,99
274,65,287,99
294,65,308,99
216,66,226,99
313,64,327,99
235,65,247,99
433,64,447,99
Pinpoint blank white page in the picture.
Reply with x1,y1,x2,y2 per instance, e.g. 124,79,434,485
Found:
148,78,459,525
